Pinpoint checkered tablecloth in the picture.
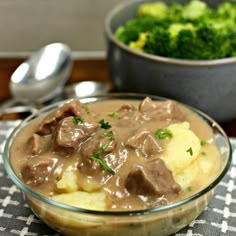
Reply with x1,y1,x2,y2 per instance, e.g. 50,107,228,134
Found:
0,121,235,236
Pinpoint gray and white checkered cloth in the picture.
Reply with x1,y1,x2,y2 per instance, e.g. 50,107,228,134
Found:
0,121,235,236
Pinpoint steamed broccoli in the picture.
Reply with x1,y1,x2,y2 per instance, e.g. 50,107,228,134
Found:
137,2,168,19
115,0,236,60
144,26,171,56
231,33,236,57
115,17,160,44
217,2,236,21
182,0,210,21
129,32,149,51
167,2,184,22
173,23,231,59
168,23,194,38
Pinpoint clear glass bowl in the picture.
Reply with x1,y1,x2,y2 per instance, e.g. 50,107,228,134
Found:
3,93,232,236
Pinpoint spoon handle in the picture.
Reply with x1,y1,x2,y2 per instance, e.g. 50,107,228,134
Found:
0,99,19,114
0,99,38,118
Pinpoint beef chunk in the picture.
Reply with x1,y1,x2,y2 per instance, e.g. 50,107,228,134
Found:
116,103,143,127
139,97,157,113
139,97,184,121
21,157,54,186
125,129,162,157
155,100,177,120
118,104,135,112
116,111,143,127
37,99,89,135
78,130,118,175
80,131,117,158
28,134,51,155
55,116,98,148
125,159,181,196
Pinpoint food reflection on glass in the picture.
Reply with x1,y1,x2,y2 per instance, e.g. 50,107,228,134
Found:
6,95,231,235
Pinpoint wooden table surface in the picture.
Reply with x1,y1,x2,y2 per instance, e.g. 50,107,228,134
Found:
0,58,235,137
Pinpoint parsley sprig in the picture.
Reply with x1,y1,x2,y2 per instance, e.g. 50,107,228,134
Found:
103,131,114,141
72,117,84,125
99,119,111,129
187,186,192,192
186,147,193,156
200,140,206,146
155,128,173,139
98,143,109,153
108,112,120,119
84,107,91,114
90,143,115,175
91,154,115,175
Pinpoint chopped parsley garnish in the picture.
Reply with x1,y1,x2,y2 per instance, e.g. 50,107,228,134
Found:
90,155,115,175
108,112,120,119
98,143,109,153
155,128,173,139
72,117,84,125
187,186,192,192
56,176,60,182
99,119,111,129
201,151,206,156
90,143,115,175
84,107,91,114
186,147,193,156
200,140,206,146
103,131,114,141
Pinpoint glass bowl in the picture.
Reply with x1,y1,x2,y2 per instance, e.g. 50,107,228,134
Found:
3,93,232,236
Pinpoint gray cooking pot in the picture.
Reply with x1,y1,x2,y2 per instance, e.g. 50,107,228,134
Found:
105,0,236,122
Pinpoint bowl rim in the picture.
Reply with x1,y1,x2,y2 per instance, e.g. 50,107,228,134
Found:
104,0,236,66
3,93,232,216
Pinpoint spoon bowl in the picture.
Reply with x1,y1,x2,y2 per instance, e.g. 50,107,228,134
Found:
10,43,72,104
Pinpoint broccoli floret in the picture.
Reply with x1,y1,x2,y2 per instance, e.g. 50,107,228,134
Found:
173,23,231,59
115,17,159,45
217,2,236,21
137,2,168,19
168,2,184,22
168,23,195,55
115,26,126,43
164,23,198,59
129,32,149,51
226,26,236,57
196,24,230,59
231,34,236,57
182,0,210,20
168,23,194,38
144,26,171,57
171,29,198,59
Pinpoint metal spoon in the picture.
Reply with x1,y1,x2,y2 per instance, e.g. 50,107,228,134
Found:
0,43,73,114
